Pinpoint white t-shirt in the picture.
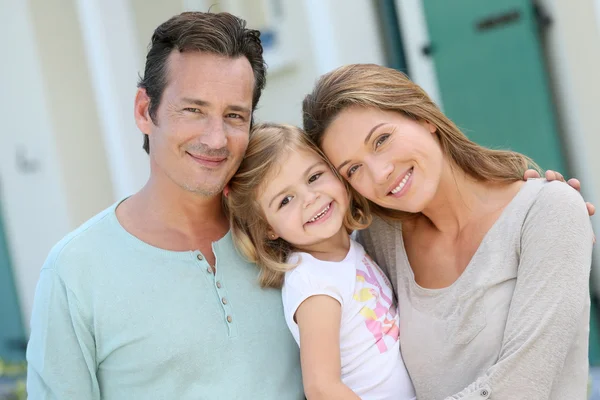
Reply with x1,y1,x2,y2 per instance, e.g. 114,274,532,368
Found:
282,239,415,400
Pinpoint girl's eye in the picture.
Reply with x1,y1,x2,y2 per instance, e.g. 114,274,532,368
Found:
347,165,360,178
375,134,390,149
308,172,322,183
280,196,293,208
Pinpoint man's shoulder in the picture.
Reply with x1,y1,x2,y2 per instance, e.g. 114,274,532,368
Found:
43,202,121,276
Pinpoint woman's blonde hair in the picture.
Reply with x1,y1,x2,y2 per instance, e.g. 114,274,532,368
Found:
302,64,539,221
227,123,371,288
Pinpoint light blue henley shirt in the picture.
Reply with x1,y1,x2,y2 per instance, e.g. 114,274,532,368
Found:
26,201,304,399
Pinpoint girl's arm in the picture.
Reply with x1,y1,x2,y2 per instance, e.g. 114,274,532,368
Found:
295,295,361,400
445,181,593,400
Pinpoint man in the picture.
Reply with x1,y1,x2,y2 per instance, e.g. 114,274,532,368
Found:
26,12,303,399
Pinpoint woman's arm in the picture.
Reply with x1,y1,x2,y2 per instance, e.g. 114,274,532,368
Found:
295,295,361,400
446,182,593,400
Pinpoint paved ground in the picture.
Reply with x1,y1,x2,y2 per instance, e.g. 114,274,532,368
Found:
591,367,600,399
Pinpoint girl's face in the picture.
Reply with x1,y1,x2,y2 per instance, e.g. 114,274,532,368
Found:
321,107,444,213
257,148,349,249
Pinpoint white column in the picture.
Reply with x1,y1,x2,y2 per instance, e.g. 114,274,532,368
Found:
303,0,385,76
538,0,600,292
75,0,150,200
394,0,443,108
302,0,343,75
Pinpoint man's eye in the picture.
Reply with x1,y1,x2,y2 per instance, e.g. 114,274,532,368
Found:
308,173,322,183
226,113,243,119
280,196,293,208
184,108,201,113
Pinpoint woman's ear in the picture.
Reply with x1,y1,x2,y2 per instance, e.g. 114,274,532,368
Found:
424,120,437,134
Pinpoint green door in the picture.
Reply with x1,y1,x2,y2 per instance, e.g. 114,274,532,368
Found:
0,197,26,362
422,0,565,172
420,0,600,364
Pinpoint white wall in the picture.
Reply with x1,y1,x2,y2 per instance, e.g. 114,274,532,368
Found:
0,0,73,326
258,0,385,125
538,0,600,290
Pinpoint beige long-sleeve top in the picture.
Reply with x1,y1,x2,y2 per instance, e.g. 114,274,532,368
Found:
357,179,592,400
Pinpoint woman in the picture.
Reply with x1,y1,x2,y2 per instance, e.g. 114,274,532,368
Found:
302,64,594,399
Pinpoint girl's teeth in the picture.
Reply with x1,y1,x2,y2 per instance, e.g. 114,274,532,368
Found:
391,169,412,194
308,204,330,222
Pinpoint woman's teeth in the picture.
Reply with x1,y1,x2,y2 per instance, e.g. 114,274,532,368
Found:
390,168,413,194
308,204,330,223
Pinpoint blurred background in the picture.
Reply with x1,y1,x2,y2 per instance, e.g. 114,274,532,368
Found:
2,0,600,396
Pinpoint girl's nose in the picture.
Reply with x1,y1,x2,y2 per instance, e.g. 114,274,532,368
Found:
303,190,321,209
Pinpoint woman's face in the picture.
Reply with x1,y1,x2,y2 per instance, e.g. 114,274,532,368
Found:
321,107,444,213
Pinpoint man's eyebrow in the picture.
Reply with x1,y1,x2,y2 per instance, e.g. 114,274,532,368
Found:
181,98,209,107
228,105,251,114
181,98,251,114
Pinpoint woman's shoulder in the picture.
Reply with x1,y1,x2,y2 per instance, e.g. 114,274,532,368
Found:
355,215,404,277
523,179,587,215
357,215,402,244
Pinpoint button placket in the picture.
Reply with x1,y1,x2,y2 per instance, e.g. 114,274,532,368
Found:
212,260,238,338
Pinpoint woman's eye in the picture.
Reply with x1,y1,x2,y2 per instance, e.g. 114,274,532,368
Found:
308,172,322,183
280,196,293,208
375,134,390,149
347,165,360,178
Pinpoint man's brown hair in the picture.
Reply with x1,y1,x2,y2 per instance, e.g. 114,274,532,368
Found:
137,12,267,153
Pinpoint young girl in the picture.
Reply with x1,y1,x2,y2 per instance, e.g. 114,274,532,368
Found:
227,123,415,400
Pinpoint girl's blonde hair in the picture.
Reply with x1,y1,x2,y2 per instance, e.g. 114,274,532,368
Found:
302,63,539,221
227,123,371,288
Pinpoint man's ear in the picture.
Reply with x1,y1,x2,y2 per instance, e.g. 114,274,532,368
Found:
134,88,154,134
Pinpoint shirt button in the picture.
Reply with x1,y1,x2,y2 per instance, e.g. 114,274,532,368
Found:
480,389,489,397
216,281,222,288
227,315,233,323
207,266,213,274
197,254,203,261
222,298,228,305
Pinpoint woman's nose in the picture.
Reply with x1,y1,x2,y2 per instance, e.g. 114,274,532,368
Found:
371,159,394,185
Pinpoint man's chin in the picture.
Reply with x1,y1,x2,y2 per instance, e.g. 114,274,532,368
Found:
183,182,227,198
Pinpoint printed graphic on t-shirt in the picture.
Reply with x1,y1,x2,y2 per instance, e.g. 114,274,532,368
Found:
354,254,399,353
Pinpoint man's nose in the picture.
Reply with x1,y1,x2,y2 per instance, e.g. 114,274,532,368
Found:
200,118,228,149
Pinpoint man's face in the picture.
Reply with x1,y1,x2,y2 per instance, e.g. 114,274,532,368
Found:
140,51,254,197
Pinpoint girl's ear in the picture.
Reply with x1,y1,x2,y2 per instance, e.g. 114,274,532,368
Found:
267,227,279,240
